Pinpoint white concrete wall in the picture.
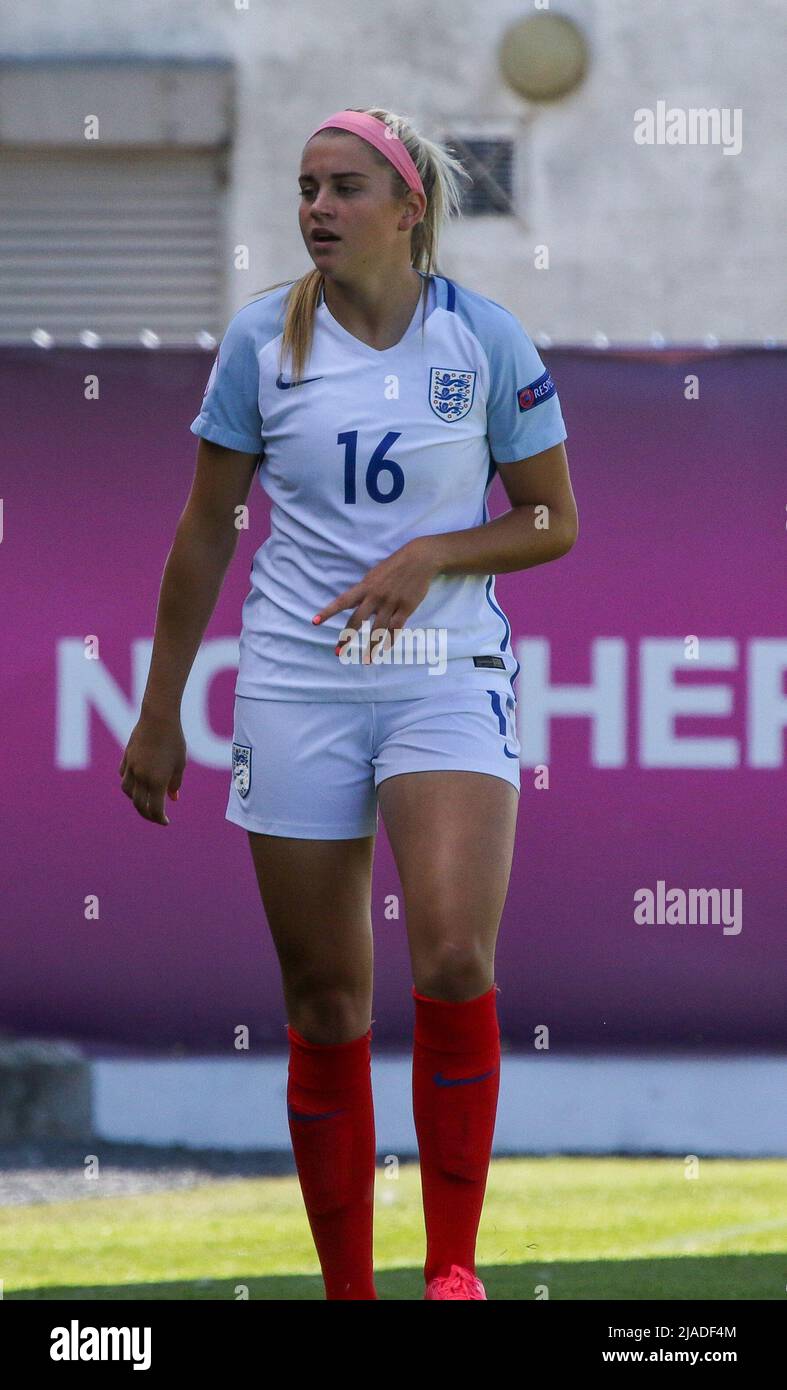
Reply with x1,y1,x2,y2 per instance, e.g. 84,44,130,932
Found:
93,1054,787,1156
1,0,782,342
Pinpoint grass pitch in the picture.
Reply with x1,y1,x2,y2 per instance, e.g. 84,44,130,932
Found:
3,1156,785,1300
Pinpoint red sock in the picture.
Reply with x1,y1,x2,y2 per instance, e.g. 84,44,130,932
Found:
287,1024,377,1300
411,984,501,1283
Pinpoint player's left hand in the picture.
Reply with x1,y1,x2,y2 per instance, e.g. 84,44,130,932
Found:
312,536,442,663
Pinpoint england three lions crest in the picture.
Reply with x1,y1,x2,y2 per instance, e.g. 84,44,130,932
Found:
429,367,477,421
232,742,252,798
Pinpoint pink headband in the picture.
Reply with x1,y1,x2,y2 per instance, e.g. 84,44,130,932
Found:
306,110,425,198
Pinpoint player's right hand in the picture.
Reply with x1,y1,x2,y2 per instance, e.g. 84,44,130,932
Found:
118,712,187,826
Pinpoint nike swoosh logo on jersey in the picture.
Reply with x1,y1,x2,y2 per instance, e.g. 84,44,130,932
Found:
433,1068,498,1087
276,373,324,389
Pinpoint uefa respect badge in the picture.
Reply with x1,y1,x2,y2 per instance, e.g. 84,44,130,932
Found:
517,368,557,411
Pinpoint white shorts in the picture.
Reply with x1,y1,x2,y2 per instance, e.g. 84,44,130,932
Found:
226,687,520,839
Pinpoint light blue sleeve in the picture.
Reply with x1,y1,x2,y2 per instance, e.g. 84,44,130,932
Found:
484,307,567,464
190,307,263,454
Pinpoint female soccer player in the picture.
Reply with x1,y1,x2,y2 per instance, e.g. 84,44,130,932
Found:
119,106,577,1300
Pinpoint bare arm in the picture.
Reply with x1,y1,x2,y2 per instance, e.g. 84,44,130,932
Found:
119,439,260,823
140,439,260,719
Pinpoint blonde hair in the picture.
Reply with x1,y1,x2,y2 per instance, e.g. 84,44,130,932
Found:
250,106,471,382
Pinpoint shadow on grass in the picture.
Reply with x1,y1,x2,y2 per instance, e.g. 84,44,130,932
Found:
9,1253,786,1300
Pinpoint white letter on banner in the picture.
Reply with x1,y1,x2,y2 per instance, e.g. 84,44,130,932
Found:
747,639,787,768
56,639,138,768
514,638,626,767
639,638,738,768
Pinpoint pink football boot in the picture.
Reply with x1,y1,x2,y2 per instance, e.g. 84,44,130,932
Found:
425,1264,488,1300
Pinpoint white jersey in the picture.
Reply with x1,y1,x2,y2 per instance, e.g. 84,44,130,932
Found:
190,270,567,701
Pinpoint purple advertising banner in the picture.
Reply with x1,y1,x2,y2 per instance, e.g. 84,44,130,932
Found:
1,346,784,1050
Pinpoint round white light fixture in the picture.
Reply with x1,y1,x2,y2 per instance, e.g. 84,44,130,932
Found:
500,13,588,102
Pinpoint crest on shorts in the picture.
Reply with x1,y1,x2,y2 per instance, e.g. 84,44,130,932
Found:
429,367,476,421
232,742,252,798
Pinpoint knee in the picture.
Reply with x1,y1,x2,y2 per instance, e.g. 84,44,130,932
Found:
287,978,370,1045
413,938,491,1002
